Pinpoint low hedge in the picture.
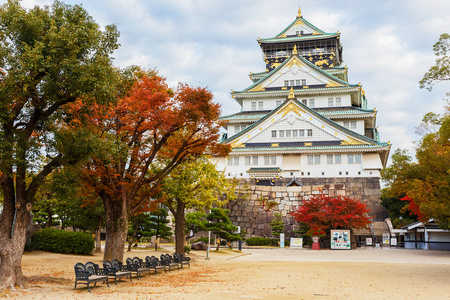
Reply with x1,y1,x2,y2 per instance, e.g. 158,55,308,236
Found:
245,237,273,246
32,228,95,255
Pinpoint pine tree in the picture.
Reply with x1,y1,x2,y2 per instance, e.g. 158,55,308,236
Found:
205,208,241,251
148,208,172,251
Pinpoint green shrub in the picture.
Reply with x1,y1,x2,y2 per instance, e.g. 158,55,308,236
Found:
245,237,273,246
32,228,95,255
184,245,191,254
24,240,33,252
194,237,214,244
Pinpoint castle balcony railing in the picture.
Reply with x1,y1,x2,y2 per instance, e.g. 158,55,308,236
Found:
263,47,335,59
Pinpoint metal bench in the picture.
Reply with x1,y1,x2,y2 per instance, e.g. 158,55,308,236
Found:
74,262,109,293
160,254,181,272
103,260,132,285
173,253,191,269
126,257,153,279
145,255,167,274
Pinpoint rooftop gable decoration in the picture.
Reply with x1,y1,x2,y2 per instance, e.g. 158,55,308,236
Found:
225,96,382,149
233,54,357,96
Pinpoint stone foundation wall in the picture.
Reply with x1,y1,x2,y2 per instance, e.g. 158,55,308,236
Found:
228,177,387,238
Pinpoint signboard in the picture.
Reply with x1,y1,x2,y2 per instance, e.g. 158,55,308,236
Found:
290,238,303,248
330,230,351,250
382,233,390,245
390,237,397,246
280,233,285,248
366,237,373,246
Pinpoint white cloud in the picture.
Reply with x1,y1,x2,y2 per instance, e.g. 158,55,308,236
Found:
7,0,450,166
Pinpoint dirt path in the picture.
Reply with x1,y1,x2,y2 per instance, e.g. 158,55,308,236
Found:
1,248,449,299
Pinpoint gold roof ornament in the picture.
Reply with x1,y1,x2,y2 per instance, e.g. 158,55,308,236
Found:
288,86,295,99
298,6,302,18
292,44,298,55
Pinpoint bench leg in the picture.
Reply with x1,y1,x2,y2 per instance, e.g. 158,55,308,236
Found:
87,282,92,293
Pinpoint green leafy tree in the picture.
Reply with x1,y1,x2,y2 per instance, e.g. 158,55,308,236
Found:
205,208,240,251
185,211,207,240
381,109,450,229
269,213,284,239
419,33,450,91
127,212,154,252
148,207,172,251
0,0,119,288
163,157,234,254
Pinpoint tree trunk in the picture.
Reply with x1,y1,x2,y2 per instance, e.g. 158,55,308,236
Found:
45,208,53,228
103,193,129,262
173,199,186,255
154,237,159,251
95,216,103,253
127,221,138,252
0,189,31,289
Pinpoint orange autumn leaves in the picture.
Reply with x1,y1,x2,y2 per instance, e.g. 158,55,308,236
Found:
66,75,229,213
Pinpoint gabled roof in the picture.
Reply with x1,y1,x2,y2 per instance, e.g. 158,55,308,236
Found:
232,54,358,96
258,10,339,44
223,96,385,148
220,107,375,123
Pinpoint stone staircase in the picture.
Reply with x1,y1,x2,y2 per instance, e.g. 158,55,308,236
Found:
354,220,389,236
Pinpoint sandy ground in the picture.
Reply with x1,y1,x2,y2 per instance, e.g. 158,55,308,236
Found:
1,246,449,300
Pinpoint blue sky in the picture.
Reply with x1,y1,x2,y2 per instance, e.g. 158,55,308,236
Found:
17,0,450,162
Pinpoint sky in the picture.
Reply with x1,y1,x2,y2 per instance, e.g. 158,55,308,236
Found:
15,0,450,163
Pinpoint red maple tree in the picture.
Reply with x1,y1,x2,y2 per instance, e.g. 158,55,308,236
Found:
71,74,230,261
290,191,372,232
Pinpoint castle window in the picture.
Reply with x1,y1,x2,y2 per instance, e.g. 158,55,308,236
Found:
251,102,257,110
290,80,294,86
309,99,315,107
302,99,307,105
343,121,349,128
245,156,259,166
299,130,305,137
235,125,240,133
327,154,341,164
227,157,239,166
296,80,300,86
296,30,299,35
327,155,333,164
351,121,357,129
335,97,341,106
258,101,263,110
292,130,298,137
302,79,306,85
328,98,334,106
307,155,320,165
307,129,313,136
279,130,285,138
271,130,277,138
348,154,361,164
284,80,289,87
264,156,276,165
286,130,291,137
276,100,282,106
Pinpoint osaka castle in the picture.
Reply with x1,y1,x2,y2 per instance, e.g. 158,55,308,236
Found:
212,7,390,185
